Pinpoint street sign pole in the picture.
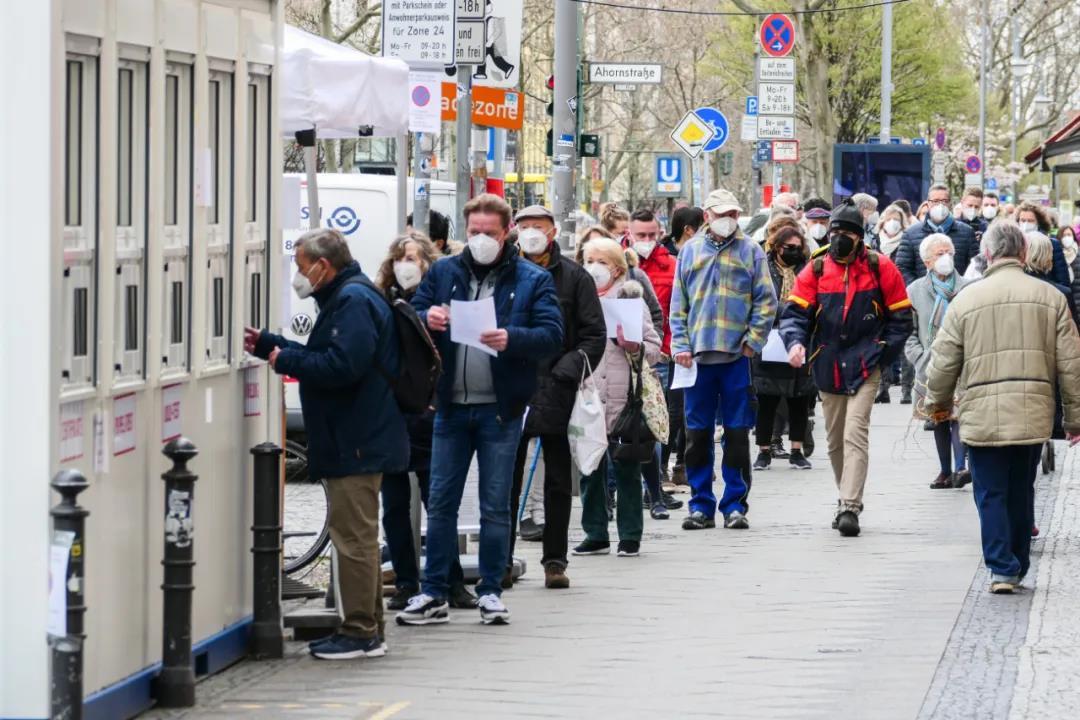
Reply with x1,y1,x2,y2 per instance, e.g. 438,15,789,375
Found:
880,0,892,143
455,72,473,235
413,132,432,235
552,0,579,250
750,18,761,213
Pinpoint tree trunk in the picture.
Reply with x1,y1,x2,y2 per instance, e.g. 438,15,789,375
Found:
322,140,338,173
799,14,835,198
340,139,356,173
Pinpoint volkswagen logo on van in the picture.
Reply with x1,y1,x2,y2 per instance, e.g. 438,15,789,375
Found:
326,205,362,235
291,313,313,336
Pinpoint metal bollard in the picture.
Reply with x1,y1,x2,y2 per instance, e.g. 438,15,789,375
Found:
50,469,89,720
154,438,198,708
250,442,284,659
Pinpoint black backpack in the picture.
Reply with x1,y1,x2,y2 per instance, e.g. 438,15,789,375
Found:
334,277,442,414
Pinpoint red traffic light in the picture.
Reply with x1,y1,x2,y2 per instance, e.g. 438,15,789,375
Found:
546,75,555,90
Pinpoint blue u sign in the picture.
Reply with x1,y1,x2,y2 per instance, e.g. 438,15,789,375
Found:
656,156,683,193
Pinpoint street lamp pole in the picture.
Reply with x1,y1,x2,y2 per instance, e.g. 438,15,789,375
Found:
880,0,893,143
978,0,987,169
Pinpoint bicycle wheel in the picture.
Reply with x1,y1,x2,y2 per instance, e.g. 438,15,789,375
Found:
283,439,331,574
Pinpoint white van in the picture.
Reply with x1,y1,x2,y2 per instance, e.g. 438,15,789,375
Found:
283,173,457,431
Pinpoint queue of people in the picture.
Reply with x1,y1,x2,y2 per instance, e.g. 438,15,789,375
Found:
242,185,1080,659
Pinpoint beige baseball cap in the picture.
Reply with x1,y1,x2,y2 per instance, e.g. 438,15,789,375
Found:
703,188,743,215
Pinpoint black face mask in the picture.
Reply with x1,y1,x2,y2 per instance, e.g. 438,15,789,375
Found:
779,246,803,266
829,233,860,261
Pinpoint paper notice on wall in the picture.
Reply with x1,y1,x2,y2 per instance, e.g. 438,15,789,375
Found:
408,70,443,134
280,175,302,230
243,367,261,417
162,384,183,443
59,400,85,463
47,530,75,637
194,147,213,207
113,393,137,457
93,411,108,475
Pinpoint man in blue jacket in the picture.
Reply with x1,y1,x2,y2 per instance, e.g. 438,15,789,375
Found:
895,184,977,284
398,194,563,627
245,228,408,661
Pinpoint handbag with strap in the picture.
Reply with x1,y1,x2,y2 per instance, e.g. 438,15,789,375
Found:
609,348,657,463
636,354,670,442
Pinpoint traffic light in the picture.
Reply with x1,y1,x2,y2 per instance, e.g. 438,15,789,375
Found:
546,75,555,117
720,151,733,176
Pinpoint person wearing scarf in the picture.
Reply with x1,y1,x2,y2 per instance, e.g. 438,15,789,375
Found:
903,233,971,489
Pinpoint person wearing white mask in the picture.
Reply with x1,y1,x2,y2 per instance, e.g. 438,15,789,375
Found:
1017,201,1075,290
670,188,777,531
895,184,978,285
801,198,832,252
507,205,606,589
572,238,662,558
373,232,479,612
244,228,408,660
873,204,915,404
982,191,1001,223
401,194,563,627
960,187,989,238
904,234,971,490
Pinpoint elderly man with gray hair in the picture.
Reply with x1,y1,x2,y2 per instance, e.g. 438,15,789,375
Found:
925,220,1080,595
245,228,408,659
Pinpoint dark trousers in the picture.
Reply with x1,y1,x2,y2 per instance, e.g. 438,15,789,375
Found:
509,434,573,568
380,470,465,591
662,361,686,468
967,444,1040,580
755,393,810,447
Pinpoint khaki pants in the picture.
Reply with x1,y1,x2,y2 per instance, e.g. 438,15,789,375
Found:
326,473,384,639
820,370,881,515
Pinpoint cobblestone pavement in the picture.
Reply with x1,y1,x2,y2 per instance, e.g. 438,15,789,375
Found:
144,402,1080,720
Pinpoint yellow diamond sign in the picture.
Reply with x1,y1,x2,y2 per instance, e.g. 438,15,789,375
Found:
670,110,715,158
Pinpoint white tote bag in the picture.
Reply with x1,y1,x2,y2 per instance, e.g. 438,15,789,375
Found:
567,352,608,476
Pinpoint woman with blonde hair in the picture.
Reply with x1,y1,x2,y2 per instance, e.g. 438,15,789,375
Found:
600,204,631,238
572,237,663,557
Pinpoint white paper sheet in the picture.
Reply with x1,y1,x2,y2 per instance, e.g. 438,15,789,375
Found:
47,530,75,637
599,298,644,343
450,297,499,357
762,329,789,363
671,361,698,389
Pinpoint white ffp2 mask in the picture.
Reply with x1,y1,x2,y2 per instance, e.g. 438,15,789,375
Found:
468,233,502,265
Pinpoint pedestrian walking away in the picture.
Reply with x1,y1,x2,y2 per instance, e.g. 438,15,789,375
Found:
752,223,815,473
924,220,1080,594
903,233,971,490
401,194,563,627
572,238,663,559
509,204,606,590
246,228,408,660
780,200,913,537
374,232,477,612
669,188,777,532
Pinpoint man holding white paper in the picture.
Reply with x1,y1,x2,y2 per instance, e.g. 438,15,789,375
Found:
669,189,777,532
401,194,563,627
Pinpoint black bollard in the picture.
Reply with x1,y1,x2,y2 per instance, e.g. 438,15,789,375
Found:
154,438,198,708
50,469,89,720
250,442,284,659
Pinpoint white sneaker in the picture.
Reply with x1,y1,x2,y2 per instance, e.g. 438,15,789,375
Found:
477,593,510,625
395,593,449,626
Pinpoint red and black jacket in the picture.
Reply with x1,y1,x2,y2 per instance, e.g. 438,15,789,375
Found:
779,248,913,395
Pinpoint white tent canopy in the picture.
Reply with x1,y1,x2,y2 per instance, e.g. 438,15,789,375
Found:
280,24,409,138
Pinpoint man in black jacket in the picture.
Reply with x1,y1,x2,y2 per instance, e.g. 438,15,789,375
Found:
508,205,607,589
895,184,977,284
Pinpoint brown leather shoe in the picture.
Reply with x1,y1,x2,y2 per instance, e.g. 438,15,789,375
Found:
544,563,570,589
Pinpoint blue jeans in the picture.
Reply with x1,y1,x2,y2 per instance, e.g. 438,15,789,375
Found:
684,357,756,517
423,404,522,599
967,444,1040,580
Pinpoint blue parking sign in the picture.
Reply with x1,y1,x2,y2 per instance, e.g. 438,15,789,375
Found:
745,96,758,116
